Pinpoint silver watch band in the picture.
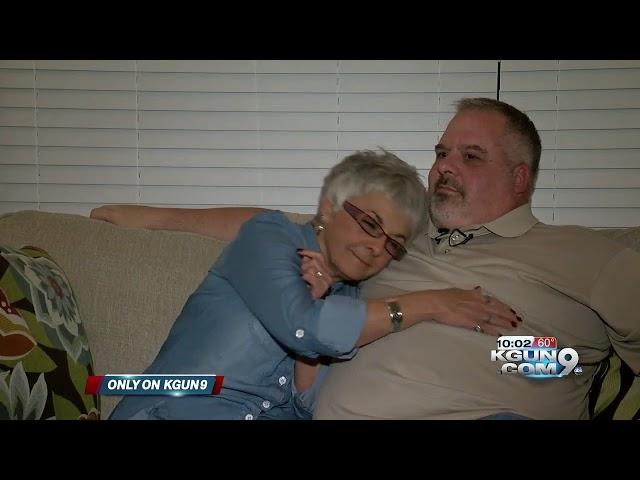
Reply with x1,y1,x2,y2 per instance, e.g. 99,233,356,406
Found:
387,301,403,333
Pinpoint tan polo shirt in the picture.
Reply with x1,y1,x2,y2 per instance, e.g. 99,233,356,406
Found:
313,204,640,419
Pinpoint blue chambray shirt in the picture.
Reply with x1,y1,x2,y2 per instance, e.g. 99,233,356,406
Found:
110,211,366,420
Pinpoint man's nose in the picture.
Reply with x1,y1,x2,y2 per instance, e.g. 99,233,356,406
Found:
436,150,461,175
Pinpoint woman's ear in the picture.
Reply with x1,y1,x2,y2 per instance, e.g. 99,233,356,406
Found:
318,197,334,223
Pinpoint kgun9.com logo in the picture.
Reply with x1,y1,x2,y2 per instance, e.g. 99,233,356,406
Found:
491,336,581,378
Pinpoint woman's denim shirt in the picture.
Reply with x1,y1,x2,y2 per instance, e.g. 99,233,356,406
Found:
110,211,365,420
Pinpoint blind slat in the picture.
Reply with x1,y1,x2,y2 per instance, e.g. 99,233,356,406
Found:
38,128,138,148
0,107,35,127
0,70,35,89
0,146,36,164
38,90,137,109
36,70,136,90
35,60,136,71
39,184,139,203
38,109,137,129
0,89,34,108
0,164,37,183
39,166,138,185
140,186,318,205
39,147,138,166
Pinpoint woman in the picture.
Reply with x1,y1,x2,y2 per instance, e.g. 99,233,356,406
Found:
110,150,516,420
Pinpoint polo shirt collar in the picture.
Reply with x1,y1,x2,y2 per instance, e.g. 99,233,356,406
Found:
426,203,539,240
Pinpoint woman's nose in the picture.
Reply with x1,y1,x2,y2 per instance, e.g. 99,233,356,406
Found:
366,235,387,256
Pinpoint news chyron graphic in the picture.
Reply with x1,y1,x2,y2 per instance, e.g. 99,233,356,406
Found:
85,374,224,396
491,336,581,378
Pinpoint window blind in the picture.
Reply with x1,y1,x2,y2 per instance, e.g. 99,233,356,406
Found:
500,60,640,228
0,60,497,215
2,59,637,229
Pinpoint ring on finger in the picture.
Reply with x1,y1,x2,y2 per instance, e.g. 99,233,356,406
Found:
314,271,323,278
473,324,483,333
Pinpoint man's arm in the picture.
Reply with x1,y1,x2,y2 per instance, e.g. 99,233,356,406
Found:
90,205,265,242
592,247,640,374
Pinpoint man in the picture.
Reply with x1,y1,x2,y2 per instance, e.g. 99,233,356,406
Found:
91,98,640,419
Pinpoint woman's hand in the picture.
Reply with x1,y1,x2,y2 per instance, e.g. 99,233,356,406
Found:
297,249,338,300
400,286,521,337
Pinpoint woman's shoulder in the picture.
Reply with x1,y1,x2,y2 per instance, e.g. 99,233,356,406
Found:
239,210,310,242
246,210,296,230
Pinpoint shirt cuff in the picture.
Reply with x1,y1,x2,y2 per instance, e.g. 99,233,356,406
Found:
316,295,366,359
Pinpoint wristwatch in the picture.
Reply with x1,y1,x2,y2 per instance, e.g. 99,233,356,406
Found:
387,301,403,333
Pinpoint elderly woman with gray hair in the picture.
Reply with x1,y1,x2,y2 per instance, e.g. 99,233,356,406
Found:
109,150,516,420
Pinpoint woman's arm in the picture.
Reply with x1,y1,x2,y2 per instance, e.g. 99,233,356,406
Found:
221,213,518,360
90,205,264,241
293,287,518,393
298,249,518,345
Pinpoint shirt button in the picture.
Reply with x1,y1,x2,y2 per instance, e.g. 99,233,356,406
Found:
295,329,305,338
244,413,254,420
444,248,450,254
262,400,271,409
278,376,287,386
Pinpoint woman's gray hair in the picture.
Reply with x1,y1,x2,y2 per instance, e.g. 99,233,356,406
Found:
318,149,428,242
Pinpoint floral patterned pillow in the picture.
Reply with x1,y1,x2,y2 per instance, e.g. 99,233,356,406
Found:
0,245,99,419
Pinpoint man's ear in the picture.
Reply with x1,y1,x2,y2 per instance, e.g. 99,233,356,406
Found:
512,163,531,196
318,197,334,222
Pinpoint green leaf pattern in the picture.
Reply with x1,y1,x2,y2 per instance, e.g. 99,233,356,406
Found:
0,245,99,420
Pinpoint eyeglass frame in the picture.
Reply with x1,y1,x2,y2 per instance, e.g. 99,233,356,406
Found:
342,200,408,260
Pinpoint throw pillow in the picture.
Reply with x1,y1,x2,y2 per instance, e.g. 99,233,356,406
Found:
590,351,640,420
0,244,99,419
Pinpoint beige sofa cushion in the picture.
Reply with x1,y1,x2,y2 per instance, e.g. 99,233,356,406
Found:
0,210,229,417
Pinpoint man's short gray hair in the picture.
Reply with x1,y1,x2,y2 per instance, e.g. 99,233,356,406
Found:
319,149,427,242
456,97,542,193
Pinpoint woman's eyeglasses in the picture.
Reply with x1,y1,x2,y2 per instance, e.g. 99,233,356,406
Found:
342,201,407,260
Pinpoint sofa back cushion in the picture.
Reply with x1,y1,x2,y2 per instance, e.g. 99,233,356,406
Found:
0,210,229,417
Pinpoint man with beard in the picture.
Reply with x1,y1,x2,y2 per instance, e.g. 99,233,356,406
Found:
91,98,640,419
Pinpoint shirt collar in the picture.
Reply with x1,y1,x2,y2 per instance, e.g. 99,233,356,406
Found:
426,203,539,240
302,221,321,250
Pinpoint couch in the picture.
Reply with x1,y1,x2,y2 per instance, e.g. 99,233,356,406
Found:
0,209,638,419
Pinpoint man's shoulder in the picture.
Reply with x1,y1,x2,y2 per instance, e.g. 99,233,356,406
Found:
528,222,631,252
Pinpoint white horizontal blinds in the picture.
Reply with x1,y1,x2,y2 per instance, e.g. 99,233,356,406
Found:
0,60,37,214
500,60,640,228
0,60,499,216
138,60,337,214
0,60,139,215
139,60,495,214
